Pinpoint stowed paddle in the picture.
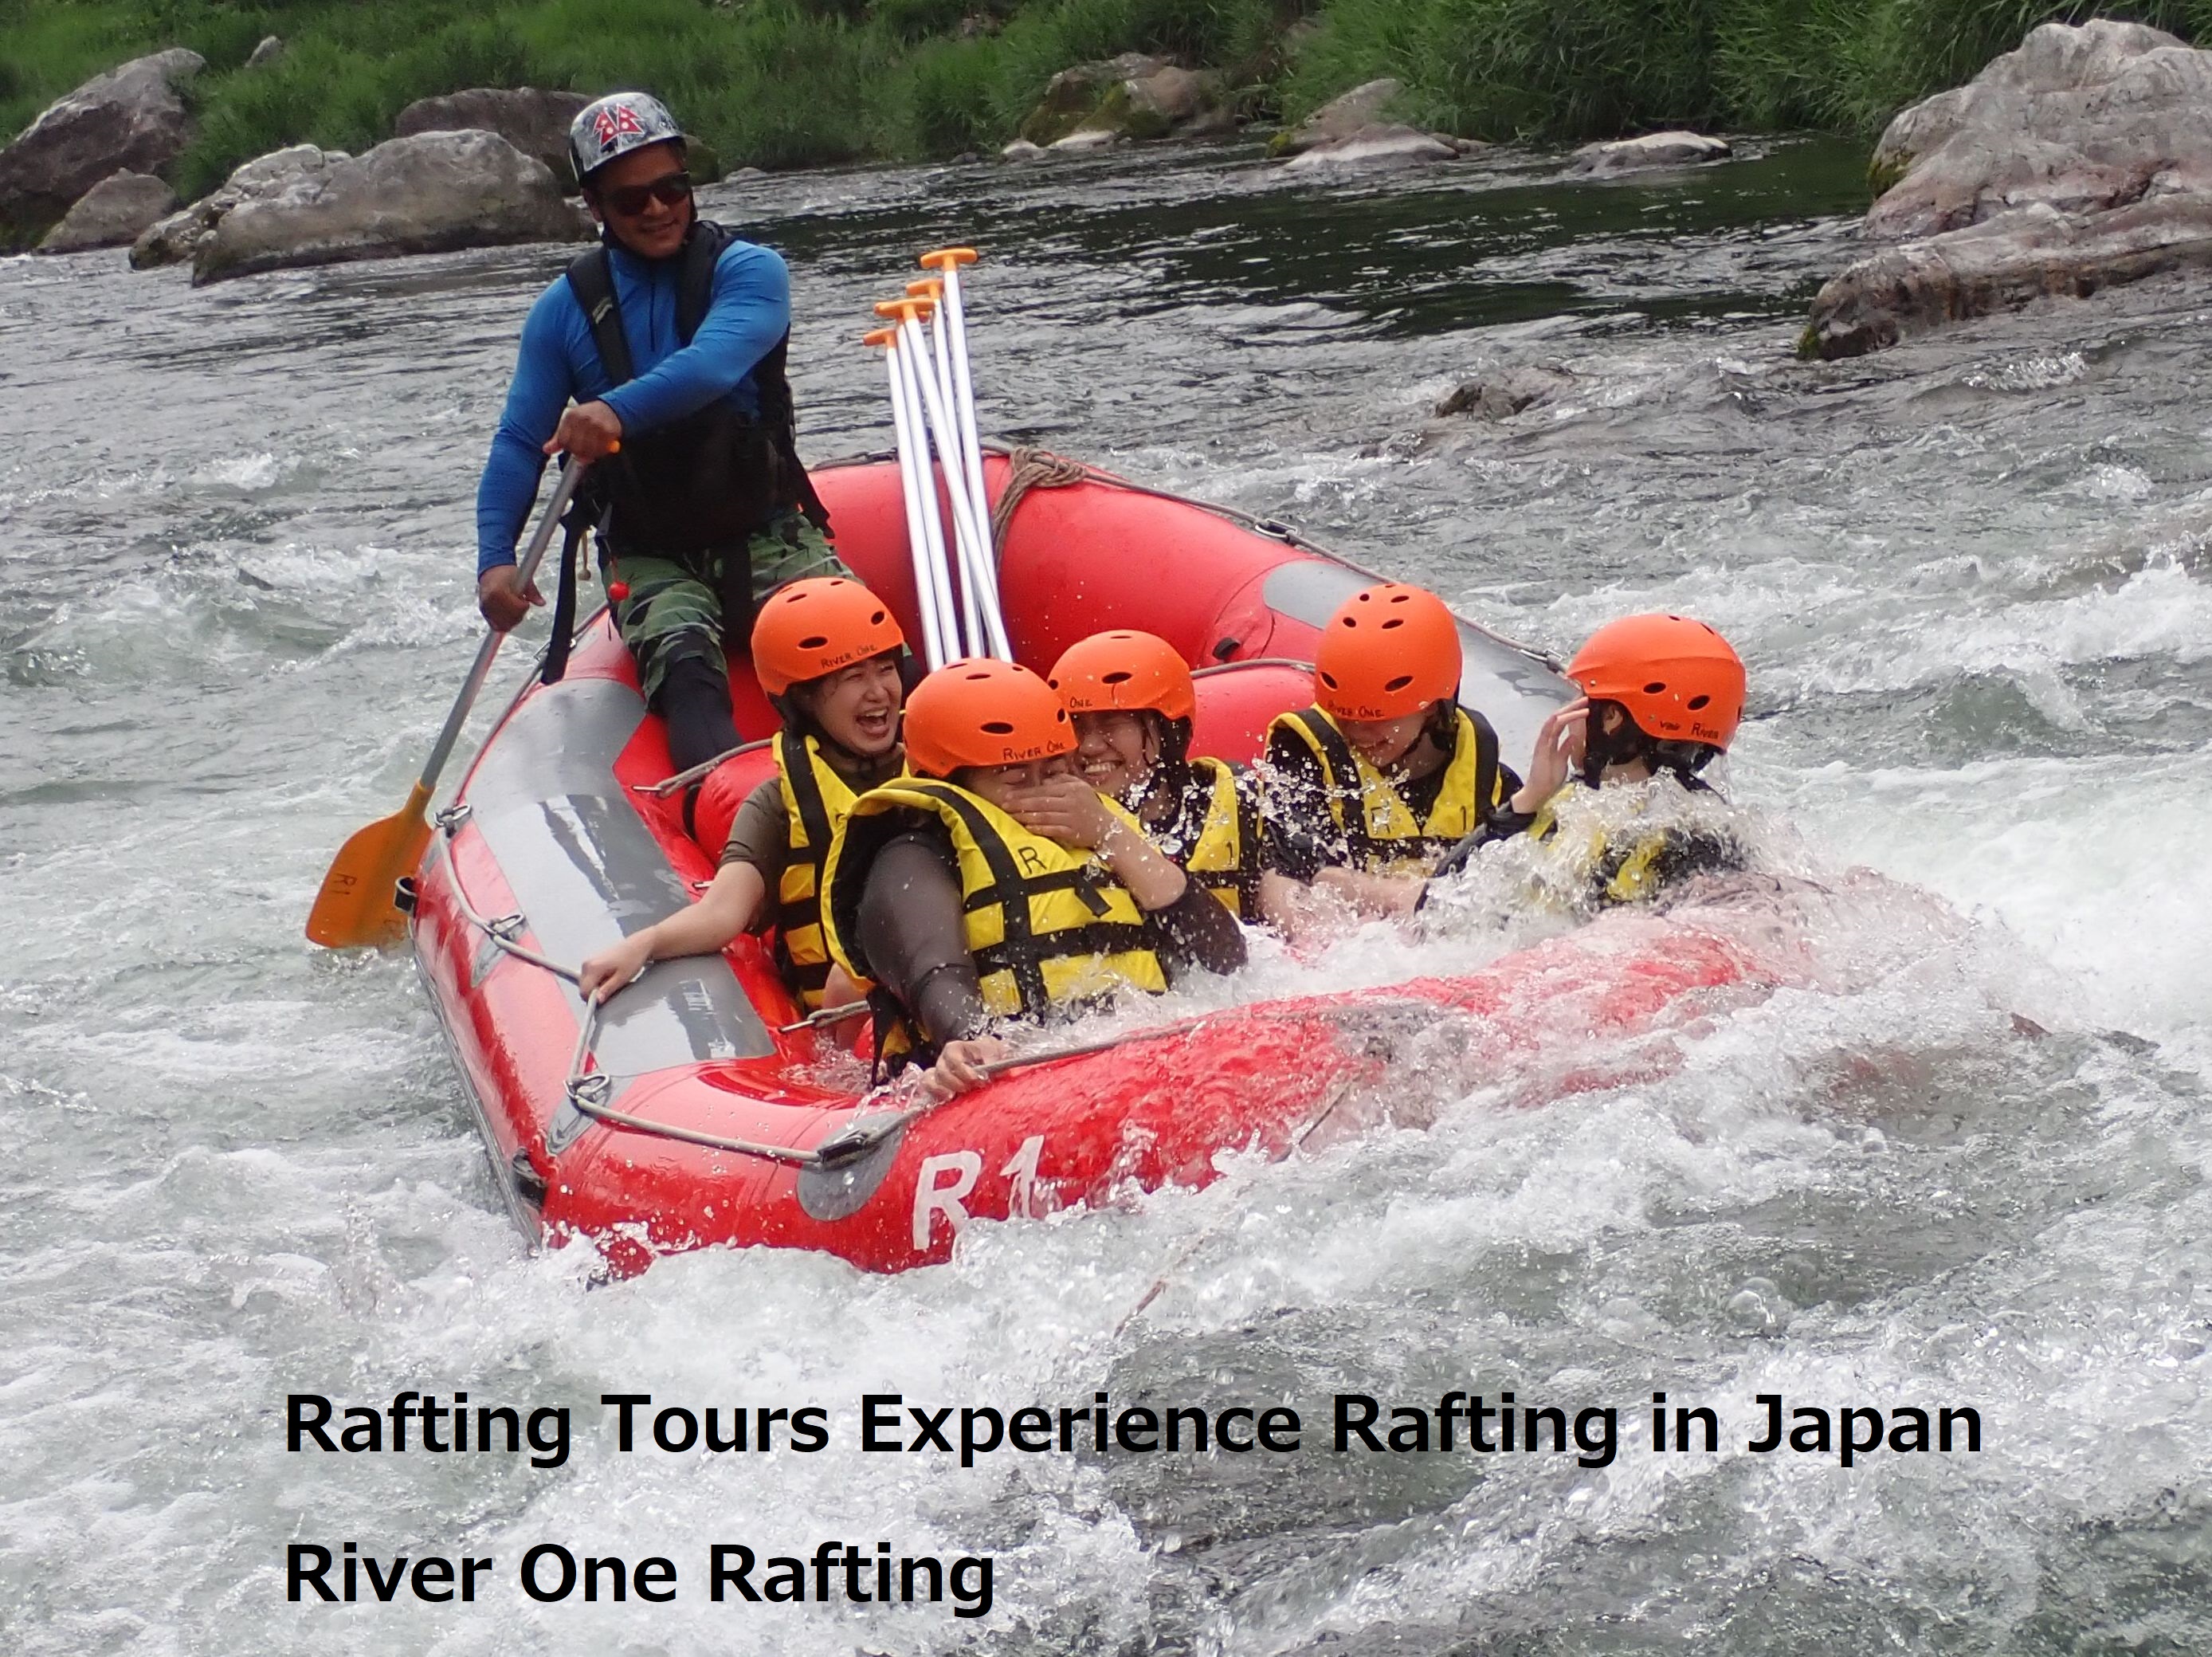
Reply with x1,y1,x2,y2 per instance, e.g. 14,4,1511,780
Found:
305,459,595,948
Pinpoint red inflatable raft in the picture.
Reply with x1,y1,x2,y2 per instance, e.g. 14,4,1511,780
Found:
410,454,1777,1274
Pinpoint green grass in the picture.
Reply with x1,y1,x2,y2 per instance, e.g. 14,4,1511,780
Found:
10,0,2212,239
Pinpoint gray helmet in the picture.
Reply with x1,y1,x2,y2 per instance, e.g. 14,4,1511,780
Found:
567,92,685,186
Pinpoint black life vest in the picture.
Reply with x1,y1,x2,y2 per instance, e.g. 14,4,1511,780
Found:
563,220,829,559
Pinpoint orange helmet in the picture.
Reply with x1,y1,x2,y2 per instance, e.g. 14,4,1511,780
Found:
1567,614,1744,750
749,577,905,697
1047,630,1196,722
902,658,1075,777
1314,583,1462,722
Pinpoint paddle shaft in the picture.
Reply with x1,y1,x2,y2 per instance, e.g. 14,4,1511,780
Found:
418,461,588,791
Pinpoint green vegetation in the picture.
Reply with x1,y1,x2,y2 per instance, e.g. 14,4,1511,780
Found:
9,0,2212,198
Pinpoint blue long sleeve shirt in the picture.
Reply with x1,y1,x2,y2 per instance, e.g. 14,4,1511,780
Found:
475,234,792,574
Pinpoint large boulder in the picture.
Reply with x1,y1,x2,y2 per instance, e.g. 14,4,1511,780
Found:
1018,53,1232,147
36,170,176,253
1281,123,1471,171
1272,78,1404,157
1806,197,2212,359
0,49,202,241
392,88,591,191
192,129,592,285
1865,20,2210,238
131,143,342,269
1567,131,1732,177
1808,21,2212,357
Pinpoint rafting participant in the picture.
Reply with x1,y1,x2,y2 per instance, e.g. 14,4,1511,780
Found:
1433,612,1748,905
1045,629,1293,925
474,92,838,776
577,578,904,1006
1261,583,1518,917
822,658,1247,1098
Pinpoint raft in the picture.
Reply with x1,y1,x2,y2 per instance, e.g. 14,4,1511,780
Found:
410,454,1771,1274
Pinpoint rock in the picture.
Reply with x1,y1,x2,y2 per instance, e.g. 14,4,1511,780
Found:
36,170,175,253
1805,197,2212,359
131,143,340,269
1281,123,1459,171
0,49,203,241
1865,21,2212,239
1566,131,1732,176
392,87,592,190
245,35,285,69
999,139,1046,162
1433,363,1577,419
193,130,592,285
1808,21,2212,356
1273,78,1404,156
1018,53,1231,147
1049,127,1124,154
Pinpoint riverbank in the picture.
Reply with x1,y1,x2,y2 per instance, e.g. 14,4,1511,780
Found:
10,0,2212,198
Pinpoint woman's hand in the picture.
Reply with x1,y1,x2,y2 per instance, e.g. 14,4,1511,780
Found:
1512,697,1589,813
921,1035,1013,1102
578,931,655,1003
1004,775,1117,849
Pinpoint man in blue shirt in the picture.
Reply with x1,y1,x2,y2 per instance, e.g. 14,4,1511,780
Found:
474,92,842,776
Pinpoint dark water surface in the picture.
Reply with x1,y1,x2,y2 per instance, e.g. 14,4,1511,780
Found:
2,137,2209,1655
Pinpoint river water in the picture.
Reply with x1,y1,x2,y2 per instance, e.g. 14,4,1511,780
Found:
3,136,2209,1655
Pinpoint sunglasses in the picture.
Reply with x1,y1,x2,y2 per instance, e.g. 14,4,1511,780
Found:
599,171,692,217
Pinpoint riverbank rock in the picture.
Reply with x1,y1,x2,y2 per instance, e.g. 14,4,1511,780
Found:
246,35,285,70
1000,138,1046,162
192,130,591,285
1018,53,1232,147
1281,124,1470,171
1807,21,2212,357
0,49,202,242
36,171,176,253
393,88,591,190
1272,78,1403,156
131,144,341,269
1567,131,1732,176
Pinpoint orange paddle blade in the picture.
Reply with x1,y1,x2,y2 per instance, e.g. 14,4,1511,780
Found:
304,780,433,948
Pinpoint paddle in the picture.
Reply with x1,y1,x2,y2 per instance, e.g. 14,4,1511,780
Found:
305,458,594,949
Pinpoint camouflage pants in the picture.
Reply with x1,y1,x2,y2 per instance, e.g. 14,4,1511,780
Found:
606,513,845,703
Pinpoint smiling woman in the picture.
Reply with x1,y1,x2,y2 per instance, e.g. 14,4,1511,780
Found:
577,576,908,1009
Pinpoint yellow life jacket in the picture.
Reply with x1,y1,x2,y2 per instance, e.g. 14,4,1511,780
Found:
822,778,1169,1050
1147,756,1261,919
1267,705,1502,876
771,730,900,1009
1523,782,1739,907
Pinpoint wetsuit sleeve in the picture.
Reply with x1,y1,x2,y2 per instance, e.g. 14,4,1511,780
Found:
475,282,578,575
854,829,990,1046
1151,883,1248,980
719,776,791,900
600,241,789,434
1260,728,1339,882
